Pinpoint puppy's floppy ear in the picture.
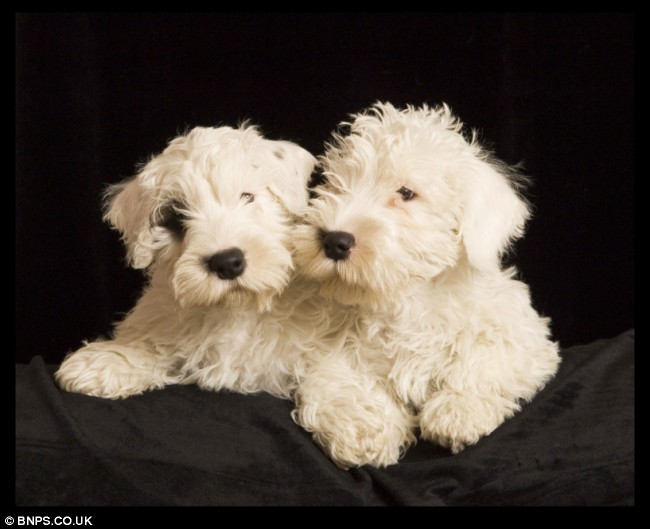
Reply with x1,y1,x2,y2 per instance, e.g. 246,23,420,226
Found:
103,131,193,270
460,159,530,271
266,140,317,216
103,171,156,270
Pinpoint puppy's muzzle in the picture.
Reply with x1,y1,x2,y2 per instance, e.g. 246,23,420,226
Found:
207,248,247,280
322,231,356,261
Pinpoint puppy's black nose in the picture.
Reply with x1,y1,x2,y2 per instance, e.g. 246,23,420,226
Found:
207,248,246,279
322,231,355,261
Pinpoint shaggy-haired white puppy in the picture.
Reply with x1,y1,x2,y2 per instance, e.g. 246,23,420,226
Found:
289,102,561,467
55,124,315,399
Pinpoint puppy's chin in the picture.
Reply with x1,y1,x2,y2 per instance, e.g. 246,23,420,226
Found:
298,261,400,312
316,277,384,309
168,262,287,312
172,279,281,313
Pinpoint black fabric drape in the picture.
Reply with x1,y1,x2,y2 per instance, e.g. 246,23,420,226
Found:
16,330,634,506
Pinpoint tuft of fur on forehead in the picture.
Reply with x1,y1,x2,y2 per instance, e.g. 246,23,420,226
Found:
104,124,315,310
296,101,530,308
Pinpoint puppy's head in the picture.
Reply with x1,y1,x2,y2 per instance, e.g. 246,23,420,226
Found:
295,102,529,308
105,125,315,311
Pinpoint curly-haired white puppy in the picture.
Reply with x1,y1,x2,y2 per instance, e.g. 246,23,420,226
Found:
55,124,315,399
289,102,561,467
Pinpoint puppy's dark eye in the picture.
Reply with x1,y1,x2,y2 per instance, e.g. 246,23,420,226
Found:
240,192,255,204
308,167,327,201
308,167,327,189
158,202,187,238
397,186,416,201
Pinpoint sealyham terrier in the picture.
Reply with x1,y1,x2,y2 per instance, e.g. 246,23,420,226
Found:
288,102,561,467
55,124,315,399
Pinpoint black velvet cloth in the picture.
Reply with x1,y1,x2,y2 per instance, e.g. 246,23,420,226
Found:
15,330,634,506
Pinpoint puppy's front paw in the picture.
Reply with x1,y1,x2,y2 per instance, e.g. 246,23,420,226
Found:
295,405,413,469
419,389,518,453
55,342,164,399
294,356,418,468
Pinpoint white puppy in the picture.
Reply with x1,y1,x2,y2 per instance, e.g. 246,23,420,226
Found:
289,102,561,467
55,124,315,399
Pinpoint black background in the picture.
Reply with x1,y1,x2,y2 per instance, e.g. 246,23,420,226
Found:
15,13,634,365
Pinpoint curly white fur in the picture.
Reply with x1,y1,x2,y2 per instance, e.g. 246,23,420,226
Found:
284,102,561,467
55,124,316,399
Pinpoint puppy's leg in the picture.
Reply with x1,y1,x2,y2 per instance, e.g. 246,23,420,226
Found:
293,355,417,468
419,336,560,453
419,388,520,453
55,341,173,399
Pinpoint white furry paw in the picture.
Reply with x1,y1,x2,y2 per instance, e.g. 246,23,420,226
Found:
293,385,417,469
294,402,415,469
419,389,518,453
55,342,165,399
